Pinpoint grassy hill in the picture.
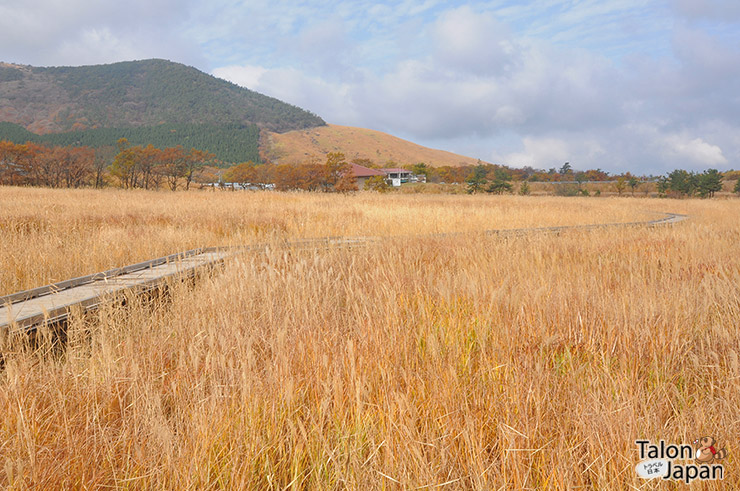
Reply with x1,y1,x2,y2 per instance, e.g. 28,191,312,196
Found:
264,124,487,167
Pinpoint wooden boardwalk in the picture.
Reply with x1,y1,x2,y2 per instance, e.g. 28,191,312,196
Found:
0,249,234,330
0,212,687,331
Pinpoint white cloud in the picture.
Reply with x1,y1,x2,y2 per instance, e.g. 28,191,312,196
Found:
661,135,728,166
493,105,526,126
56,28,140,67
212,65,268,90
256,67,357,123
492,136,608,170
0,0,204,67
432,6,516,76
496,137,571,168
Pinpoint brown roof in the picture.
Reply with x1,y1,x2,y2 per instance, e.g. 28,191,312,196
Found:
350,163,386,178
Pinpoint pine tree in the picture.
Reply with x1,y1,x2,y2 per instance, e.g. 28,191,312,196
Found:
697,169,723,198
466,164,488,194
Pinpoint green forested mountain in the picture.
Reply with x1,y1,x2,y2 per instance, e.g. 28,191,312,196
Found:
0,59,324,162
0,122,260,164
0,59,324,133
0,122,36,142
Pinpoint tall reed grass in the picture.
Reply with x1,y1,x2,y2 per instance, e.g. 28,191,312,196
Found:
2,187,655,295
1,187,738,488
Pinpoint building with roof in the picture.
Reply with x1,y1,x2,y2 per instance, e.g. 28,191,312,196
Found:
350,163,387,189
349,163,425,189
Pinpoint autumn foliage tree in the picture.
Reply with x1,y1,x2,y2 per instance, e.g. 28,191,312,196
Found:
364,175,390,192
0,140,93,188
326,153,357,192
223,162,257,188
62,147,95,188
0,141,33,186
183,148,215,190
138,144,162,190
614,177,627,196
0,137,221,191
106,141,216,191
273,164,300,191
254,153,357,193
324,153,351,191
109,138,140,188
158,146,186,191
93,146,115,188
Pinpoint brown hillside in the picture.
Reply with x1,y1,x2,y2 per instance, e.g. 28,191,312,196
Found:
263,124,487,167
0,63,72,133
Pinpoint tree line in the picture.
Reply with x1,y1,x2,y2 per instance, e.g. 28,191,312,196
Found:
459,162,735,198
109,139,215,191
0,139,214,191
655,169,727,198
0,141,97,189
222,152,359,192
0,142,360,193
2,138,739,197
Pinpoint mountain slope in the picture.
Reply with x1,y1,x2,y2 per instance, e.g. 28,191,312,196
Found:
0,59,484,167
0,121,261,164
0,59,324,134
264,125,486,167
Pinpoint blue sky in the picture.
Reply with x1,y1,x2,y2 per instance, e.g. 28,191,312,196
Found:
1,0,739,174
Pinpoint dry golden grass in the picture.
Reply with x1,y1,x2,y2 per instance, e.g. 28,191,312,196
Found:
264,124,485,167
1,187,739,489
1,187,655,295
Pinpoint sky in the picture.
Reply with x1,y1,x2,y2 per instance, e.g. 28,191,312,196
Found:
1,0,739,174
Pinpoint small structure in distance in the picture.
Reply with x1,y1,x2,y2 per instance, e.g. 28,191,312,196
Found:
351,164,424,188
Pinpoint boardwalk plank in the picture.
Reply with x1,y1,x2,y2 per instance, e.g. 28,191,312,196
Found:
1,250,233,329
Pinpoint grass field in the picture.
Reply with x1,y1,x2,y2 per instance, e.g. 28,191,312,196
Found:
1,187,657,296
1,187,738,489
